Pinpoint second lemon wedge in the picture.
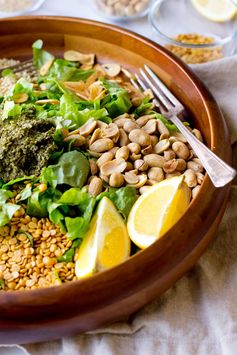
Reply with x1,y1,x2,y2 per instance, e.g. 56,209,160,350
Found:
75,196,130,278
191,0,237,22
127,176,191,250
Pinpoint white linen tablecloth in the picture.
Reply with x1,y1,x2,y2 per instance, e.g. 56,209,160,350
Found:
0,1,237,354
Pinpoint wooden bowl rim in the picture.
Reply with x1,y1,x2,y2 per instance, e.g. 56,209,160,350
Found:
0,16,231,307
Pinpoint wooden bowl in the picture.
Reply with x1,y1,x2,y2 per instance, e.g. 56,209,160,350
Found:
0,16,231,344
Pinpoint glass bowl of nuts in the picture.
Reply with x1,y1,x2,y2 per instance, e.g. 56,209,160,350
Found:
149,0,237,64
91,0,153,21
0,0,46,18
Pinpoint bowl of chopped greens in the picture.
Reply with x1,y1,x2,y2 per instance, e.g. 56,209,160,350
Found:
0,16,232,343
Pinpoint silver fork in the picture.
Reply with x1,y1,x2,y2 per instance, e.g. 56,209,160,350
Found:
0,59,37,78
132,64,236,188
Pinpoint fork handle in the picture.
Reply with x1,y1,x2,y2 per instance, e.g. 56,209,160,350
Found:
170,115,236,188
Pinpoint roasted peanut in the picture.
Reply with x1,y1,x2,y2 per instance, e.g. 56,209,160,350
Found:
89,128,102,145
124,172,139,185
142,119,157,134
136,114,156,127
129,129,151,147
130,153,142,161
109,147,119,155
127,142,141,154
125,162,134,172
119,129,129,146
192,129,203,142
172,141,190,160
89,159,98,175
88,177,103,197
192,185,201,199
163,159,178,173
187,159,204,173
90,138,114,153
64,134,87,147
96,152,114,168
196,172,205,185
113,114,130,128
100,159,127,176
134,159,149,171
115,146,130,160
102,123,119,139
157,119,169,135
123,120,139,133
183,169,197,188
144,154,165,168
141,145,153,155
172,132,187,143
154,139,170,154
148,167,164,182
109,173,124,187
164,149,176,161
176,159,187,172
159,133,170,140
99,173,109,183
79,118,97,136
127,174,147,188
150,135,159,146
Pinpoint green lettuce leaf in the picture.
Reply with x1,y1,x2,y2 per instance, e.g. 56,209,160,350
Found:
17,230,34,246
1,68,13,77
101,80,132,118
48,202,68,231
32,39,55,69
60,91,110,129
27,190,48,218
12,78,33,94
0,190,13,204
2,100,22,120
41,151,90,188
156,113,179,133
60,93,80,128
2,175,35,190
56,188,96,240
0,279,5,289
134,97,154,117
104,91,132,118
65,216,85,240
0,189,20,226
27,187,61,218
18,185,33,202
98,186,138,219
49,59,94,81
57,239,81,262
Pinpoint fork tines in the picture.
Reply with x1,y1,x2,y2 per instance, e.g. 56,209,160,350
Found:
134,65,184,115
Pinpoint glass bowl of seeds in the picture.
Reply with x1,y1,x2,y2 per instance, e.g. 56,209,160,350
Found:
91,0,153,21
0,0,46,18
149,0,237,64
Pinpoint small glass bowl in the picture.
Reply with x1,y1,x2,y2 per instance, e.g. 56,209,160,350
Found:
149,0,237,64
91,0,153,22
0,0,46,18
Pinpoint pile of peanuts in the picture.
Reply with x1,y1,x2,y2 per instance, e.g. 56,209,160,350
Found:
94,0,150,18
63,113,204,199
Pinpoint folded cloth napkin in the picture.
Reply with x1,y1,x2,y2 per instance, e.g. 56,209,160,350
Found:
3,56,237,355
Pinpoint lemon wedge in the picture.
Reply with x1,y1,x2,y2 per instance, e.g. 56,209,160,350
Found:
127,176,191,250
75,196,130,278
191,0,237,22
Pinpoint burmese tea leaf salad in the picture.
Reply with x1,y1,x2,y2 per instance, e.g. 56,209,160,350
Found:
0,41,204,290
